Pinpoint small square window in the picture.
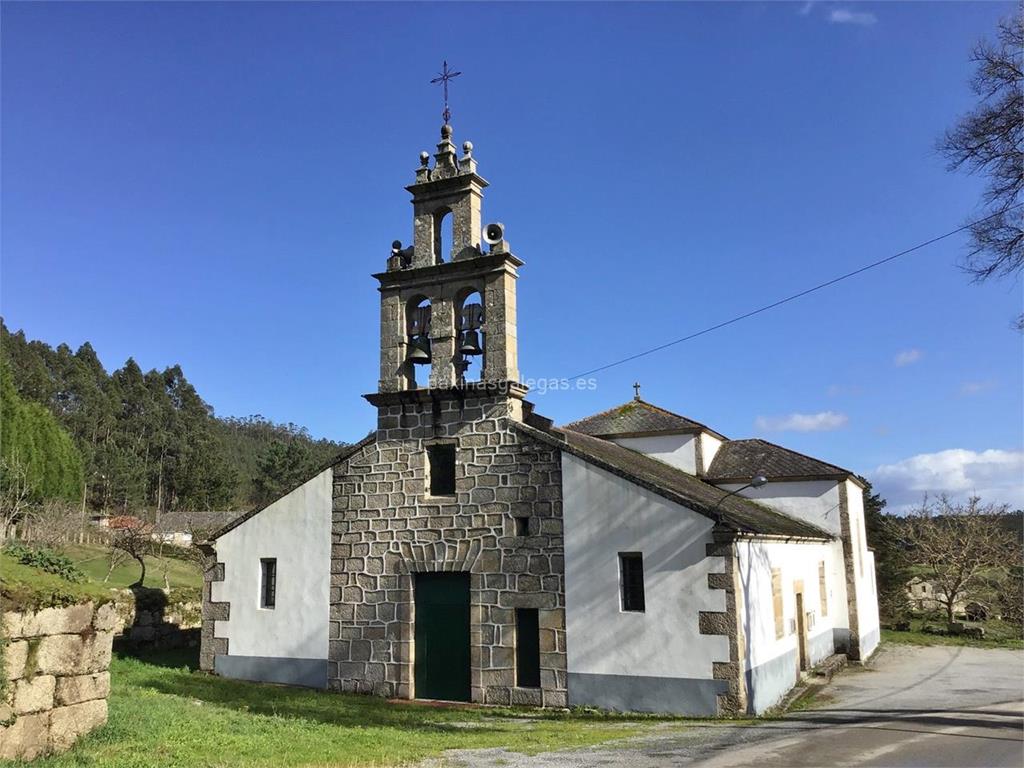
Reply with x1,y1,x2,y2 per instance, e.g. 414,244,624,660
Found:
515,516,529,536
619,552,645,612
427,444,456,496
260,558,277,609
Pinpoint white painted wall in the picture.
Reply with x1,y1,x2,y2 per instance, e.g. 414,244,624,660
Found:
562,453,728,679
844,479,880,658
737,538,840,713
700,432,723,473
610,434,698,474
723,479,843,537
211,468,333,661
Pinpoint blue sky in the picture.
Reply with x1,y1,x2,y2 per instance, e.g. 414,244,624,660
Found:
2,1,1021,510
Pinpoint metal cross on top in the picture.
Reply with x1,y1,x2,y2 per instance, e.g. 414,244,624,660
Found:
430,60,462,126
633,382,641,400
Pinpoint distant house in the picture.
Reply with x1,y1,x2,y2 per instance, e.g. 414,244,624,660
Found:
153,511,238,548
906,577,968,616
93,511,237,548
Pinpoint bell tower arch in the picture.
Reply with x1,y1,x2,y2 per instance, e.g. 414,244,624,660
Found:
368,124,524,416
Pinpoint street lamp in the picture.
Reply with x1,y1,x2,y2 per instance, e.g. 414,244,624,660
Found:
711,473,768,513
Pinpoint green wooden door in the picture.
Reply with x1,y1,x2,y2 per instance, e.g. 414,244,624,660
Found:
414,572,471,701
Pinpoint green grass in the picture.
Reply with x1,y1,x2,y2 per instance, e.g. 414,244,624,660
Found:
0,552,113,612
62,543,202,591
882,617,1024,649
16,650,678,767
782,684,835,714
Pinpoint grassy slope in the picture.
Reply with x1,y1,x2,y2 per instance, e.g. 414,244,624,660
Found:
0,552,113,612
26,650,673,768
882,617,1023,650
62,543,202,591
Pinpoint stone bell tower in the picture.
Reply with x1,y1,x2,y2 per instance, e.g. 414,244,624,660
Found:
334,118,568,709
369,123,524,407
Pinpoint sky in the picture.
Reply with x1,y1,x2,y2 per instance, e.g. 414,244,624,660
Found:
2,1,1022,512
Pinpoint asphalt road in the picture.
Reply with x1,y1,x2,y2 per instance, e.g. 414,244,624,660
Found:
431,644,1024,768
692,644,1024,768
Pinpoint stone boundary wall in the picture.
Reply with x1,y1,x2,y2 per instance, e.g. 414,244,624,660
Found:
108,589,202,652
1,601,116,761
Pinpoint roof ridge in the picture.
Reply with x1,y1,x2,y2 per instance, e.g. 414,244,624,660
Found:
515,422,831,540
561,399,639,429
634,398,713,431
561,397,720,437
725,437,851,476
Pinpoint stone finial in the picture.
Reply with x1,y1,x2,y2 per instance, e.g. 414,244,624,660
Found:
458,140,477,175
416,151,432,183
433,124,459,177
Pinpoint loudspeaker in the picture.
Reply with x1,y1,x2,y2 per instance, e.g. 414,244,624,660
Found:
483,222,505,245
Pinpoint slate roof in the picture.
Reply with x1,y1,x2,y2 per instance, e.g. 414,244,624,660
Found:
515,422,831,540
154,510,238,535
705,439,855,484
562,399,724,439
207,435,376,542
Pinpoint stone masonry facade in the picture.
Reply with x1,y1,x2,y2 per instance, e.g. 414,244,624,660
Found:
328,391,568,707
198,550,228,672
700,528,746,716
1,601,116,761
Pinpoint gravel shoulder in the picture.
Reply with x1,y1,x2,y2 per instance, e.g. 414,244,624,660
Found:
421,645,1024,768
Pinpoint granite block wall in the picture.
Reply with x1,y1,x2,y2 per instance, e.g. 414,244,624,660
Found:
329,392,567,707
1,601,115,761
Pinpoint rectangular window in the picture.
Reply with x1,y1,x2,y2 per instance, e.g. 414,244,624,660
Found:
619,553,645,612
515,608,541,688
771,568,784,639
515,516,529,536
818,561,828,617
260,558,277,609
427,444,456,496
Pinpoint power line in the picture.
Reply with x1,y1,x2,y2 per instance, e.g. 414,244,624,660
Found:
567,205,1023,380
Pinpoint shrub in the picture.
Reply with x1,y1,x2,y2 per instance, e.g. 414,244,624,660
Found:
3,541,85,582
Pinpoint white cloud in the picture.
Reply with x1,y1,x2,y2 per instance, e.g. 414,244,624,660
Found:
872,449,1024,512
798,1,816,15
829,8,877,26
960,380,996,396
755,411,849,432
893,348,922,367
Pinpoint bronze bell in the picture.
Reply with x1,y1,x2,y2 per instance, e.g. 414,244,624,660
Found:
407,335,431,364
459,329,483,356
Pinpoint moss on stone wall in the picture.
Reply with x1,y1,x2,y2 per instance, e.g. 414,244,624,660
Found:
0,553,112,613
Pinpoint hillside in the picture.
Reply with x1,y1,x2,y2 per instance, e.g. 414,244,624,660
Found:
0,320,347,514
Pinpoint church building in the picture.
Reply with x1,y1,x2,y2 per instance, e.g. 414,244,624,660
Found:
200,120,879,716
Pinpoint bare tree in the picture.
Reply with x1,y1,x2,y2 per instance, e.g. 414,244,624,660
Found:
109,517,153,588
25,500,83,548
939,8,1023,328
0,455,34,540
102,538,132,583
149,533,176,591
894,496,1019,627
